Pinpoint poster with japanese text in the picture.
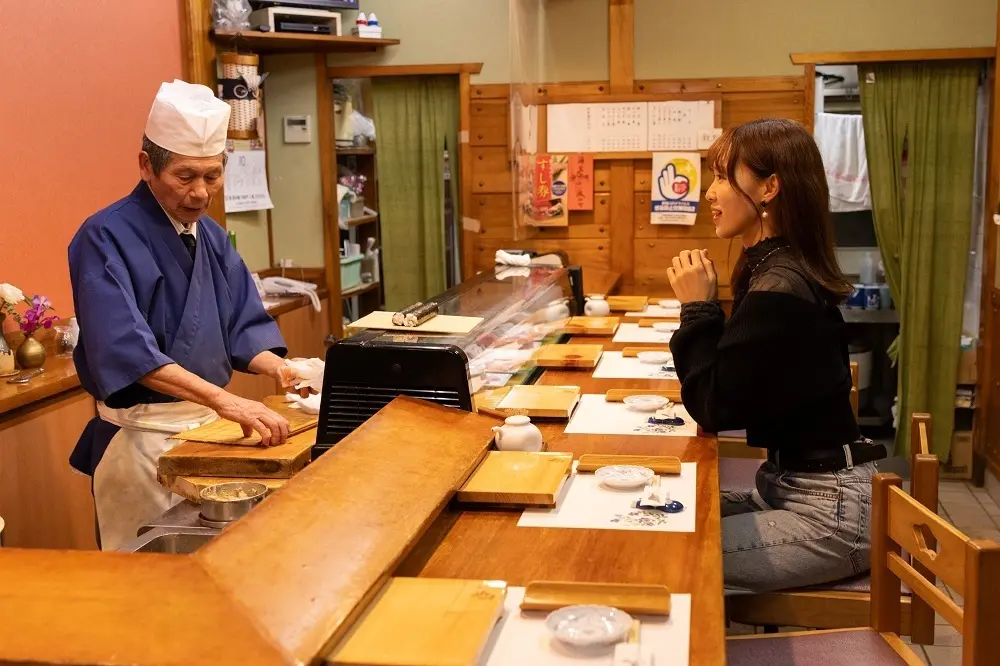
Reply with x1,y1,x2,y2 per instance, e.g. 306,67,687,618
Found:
567,154,594,211
522,153,569,227
651,152,700,225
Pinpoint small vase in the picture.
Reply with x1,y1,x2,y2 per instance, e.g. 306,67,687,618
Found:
0,314,14,376
15,332,46,369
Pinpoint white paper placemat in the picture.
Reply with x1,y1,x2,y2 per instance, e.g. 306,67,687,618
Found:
482,587,691,666
565,394,697,437
517,463,697,533
612,322,677,344
625,304,681,318
593,351,677,380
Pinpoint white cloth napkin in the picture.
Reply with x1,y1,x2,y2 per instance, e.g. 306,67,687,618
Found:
284,392,321,414
284,357,325,392
494,250,531,267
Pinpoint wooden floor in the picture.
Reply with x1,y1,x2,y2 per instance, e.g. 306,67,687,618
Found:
726,478,1000,666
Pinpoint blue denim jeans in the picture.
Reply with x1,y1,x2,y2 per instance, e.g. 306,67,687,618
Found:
721,460,876,594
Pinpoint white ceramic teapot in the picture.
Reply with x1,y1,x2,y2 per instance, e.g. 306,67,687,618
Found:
492,415,544,452
584,295,611,317
544,298,571,322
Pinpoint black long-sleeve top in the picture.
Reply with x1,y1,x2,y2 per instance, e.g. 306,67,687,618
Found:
670,237,860,452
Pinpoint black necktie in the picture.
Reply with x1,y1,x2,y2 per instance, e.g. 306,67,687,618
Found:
180,232,197,260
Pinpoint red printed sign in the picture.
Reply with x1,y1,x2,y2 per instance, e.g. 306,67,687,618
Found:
567,154,594,211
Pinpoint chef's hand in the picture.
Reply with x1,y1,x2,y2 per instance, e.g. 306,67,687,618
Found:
277,364,314,398
666,249,718,304
212,393,290,447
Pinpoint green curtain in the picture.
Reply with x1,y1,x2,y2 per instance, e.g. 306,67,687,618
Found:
371,76,459,310
860,62,980,459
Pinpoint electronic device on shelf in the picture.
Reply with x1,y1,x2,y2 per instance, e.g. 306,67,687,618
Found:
250,0,359,10
249,6,342,35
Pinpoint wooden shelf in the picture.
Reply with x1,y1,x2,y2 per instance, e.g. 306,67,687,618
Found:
211,30,400,54
342,213,378,227
337,146,376,156
593,150,711,160
341,281,380,298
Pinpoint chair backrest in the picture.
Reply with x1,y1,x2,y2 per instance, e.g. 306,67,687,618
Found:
871,472,1000,664
849,361,859,421
906,413,937,645
909,412,931,472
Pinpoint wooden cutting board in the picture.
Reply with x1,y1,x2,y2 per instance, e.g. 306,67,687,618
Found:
532,344,604,369
621,346,673,357
606,295,648,312
637,318,680,328
160,475,289,503
170,396,317,446
576,454,682,475
158,427,316,480
327,578,505,666
521,581,671,616
623,312,680,322
496,384,581,418
562,316,620,336
456,451,573,507
346,310,484,334
605,388,681,403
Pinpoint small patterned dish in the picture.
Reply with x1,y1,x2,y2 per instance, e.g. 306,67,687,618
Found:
652,322,677,333
658,299,681,309
545,605,633,647
636,350,672,365
623,394,669,412
595,465,655,490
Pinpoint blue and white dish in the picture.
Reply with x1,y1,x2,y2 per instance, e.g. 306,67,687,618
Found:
595,465,655,489
545,605,633,647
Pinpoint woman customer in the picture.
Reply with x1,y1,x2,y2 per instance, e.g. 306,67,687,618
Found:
667,117,884,593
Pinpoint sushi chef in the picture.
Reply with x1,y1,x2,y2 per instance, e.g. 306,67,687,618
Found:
69,80,308,550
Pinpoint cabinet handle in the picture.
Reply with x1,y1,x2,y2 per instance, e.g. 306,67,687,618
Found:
639,179,648,186
479,200,485,207
600,198,607,205
649,243,655,248
639,198,647,204
476,89,483,95
479,181,485,187
598,180,606,187
478,155,484,161
599,227,605,233
638,225,645,231
598,245,605,250
476,106,483,112
477,134,484,140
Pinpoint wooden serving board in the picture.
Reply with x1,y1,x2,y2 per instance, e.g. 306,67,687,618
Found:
637,317,680,327
456,451,573,507
521,581,671,616
532,344,604,369
160,475,288,503
621,346,673,357
172,396,317,446
576,454,682,475
606,295,648,312
158,428,316,480
605,388,681,403
328,578,505,666
562,316,620,336
496,384,581,419
346,310,484,334
623,312,680,322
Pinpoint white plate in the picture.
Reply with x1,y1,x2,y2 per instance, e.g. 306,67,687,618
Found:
636,351,672,365
652,322,676,333
595,465,655,489
658,299,681,309
623,395,669,412
545,605,633,647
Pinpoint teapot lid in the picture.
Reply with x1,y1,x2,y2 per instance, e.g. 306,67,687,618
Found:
504,415,531,426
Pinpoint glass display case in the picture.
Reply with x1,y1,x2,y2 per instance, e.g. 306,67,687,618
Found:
316,265,579,452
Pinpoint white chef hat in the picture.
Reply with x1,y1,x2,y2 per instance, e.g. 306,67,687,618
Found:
144,80,231,157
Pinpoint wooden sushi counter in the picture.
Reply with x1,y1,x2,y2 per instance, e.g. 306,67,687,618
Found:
0,325,725,665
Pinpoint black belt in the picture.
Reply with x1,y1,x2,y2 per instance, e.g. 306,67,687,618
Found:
767,442,887,473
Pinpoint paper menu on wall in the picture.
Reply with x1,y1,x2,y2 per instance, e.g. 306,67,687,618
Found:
648,101,715,151
547,103,648,152
224,149,274,213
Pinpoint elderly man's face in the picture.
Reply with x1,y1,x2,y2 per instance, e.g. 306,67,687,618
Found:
140,152,225,224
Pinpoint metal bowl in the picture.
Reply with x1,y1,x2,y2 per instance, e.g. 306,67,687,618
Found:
198,482,268,524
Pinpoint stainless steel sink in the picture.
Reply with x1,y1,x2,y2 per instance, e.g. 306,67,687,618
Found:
117,527,219,554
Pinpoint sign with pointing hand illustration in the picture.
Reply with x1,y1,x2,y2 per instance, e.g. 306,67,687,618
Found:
651,152,700,225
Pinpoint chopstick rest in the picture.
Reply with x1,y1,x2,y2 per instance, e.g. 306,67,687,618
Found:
636,477,684,513
647,402,684,426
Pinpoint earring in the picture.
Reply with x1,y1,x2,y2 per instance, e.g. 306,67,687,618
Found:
760,200,769,219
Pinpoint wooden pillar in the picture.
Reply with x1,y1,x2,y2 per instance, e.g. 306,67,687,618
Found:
316,53,344,338
803,64,816,133
609,0,636,284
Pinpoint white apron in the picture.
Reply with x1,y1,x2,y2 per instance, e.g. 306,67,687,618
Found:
93,401,217,551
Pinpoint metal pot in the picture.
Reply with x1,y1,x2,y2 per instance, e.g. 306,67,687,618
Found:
198,481,268,524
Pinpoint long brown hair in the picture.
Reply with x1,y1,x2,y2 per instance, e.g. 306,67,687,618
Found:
708,117,852,303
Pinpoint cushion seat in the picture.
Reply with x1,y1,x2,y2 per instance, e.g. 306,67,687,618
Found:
727,628,911,666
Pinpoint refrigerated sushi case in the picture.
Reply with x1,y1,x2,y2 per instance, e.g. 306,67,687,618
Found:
315,264,582,454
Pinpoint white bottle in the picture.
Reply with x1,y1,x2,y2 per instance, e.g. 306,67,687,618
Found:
492,415,544,452
860,252,876,284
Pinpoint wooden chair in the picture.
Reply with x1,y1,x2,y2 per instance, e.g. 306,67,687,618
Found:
727,413,936,645
727,469,1000,665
